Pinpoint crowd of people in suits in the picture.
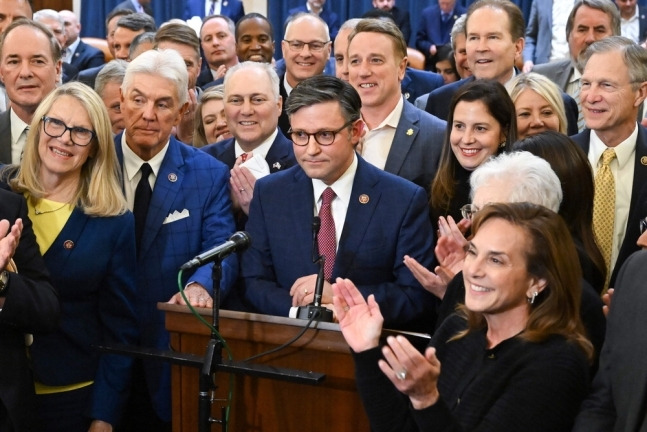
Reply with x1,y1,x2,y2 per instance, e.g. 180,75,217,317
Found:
0,0,647,431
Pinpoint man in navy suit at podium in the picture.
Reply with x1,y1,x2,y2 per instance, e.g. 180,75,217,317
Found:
241,75,438,333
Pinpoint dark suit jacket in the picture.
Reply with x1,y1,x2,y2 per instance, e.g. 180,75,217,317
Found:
278,73,291,136
111,0,153,16
640,7,647,43
415,5,467,58
0,110,11,164
0,189,59,431
391,6,411,44
384,99,446,192
523,0,553,65
241,156,438,333
425,75,580,135
288,5,339,40
115,134,237,421
62,62,79,84
201,130,296,172
573,249,647,432
30,208,138,425
184,0,245,23
571,126,647,286
402,67,444,103
365,6,411,43
197,67,216,89
78,64,105,90
69,39,105,71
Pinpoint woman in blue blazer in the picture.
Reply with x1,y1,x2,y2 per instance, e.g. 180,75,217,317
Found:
6,82,138,431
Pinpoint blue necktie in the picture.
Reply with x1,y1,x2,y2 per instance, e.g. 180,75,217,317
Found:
209,0,216,15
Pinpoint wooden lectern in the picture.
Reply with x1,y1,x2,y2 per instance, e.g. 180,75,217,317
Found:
160,303,371,431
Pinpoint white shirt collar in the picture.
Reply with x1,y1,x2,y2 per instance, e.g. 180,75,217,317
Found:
10,108,29,146
234,128,278,159
283,74,294,96
312,152,358,210
121,132,170,182
67,37,81,57
366,95,404,131
590,123,638,171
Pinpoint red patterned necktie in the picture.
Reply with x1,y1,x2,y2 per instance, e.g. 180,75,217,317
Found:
318,187,337,281
240,153,249,162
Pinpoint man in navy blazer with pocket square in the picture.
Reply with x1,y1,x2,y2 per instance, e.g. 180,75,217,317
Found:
115,49,236,430
241,75,438,333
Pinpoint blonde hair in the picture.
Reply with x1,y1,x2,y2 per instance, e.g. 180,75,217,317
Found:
507,72,568,135
11,82,127,217
193,84,225,148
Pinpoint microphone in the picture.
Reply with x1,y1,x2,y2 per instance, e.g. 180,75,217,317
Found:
180,231,251,270
295,218,332,322
312,216,321,263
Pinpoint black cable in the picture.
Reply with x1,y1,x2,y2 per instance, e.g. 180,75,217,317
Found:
241,310,322,363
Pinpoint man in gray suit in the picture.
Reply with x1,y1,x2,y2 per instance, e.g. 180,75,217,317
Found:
573,247,647,431
347,18,445,192
532,0,620,131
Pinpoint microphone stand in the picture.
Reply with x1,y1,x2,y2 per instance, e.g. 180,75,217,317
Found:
297,217,333,322
199,258,225,432
297,256,333,321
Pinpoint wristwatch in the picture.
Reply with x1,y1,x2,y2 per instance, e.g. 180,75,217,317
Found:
0,271,8,296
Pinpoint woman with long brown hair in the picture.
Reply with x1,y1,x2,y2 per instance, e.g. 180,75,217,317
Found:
334,202,592,432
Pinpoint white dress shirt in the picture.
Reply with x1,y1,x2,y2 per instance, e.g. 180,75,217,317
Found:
361,97,404,170
121,133,170,211
311,153,358,247
620,6,641,43
10,109,29,164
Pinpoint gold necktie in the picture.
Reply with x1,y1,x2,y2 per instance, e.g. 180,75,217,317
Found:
593,148,616,278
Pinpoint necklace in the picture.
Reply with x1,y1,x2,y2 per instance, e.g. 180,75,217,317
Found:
34,201,68,215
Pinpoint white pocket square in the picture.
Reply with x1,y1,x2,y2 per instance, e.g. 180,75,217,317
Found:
163,209,190,224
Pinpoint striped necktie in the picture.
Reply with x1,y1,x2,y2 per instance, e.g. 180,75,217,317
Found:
318,187,337,281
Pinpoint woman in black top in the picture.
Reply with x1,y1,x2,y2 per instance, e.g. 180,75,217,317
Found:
333,203,593,432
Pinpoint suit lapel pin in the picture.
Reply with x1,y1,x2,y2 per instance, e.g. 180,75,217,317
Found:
359,194,369,204
63,240,74,249
273,162,281,170
406,128,414,136
168,173,178,182
641,156,647,166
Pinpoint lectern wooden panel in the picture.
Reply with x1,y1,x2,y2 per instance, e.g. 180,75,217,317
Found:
160,304,370,431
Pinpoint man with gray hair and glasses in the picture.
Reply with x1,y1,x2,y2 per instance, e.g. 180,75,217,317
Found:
277,12,332,135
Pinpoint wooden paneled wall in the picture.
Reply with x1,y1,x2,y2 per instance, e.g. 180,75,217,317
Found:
33,0,73,12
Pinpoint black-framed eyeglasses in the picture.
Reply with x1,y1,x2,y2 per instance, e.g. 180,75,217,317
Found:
460,203,480,221
283,39,330,52
41,116,96,147
288,120,353,146
640,216,647,234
